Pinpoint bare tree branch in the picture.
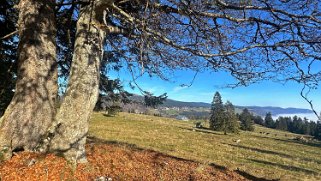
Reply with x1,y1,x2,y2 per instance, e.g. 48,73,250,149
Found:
300,85,320,121
0,30,18,40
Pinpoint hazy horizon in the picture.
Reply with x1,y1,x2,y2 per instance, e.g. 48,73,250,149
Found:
272,113,319,122
109,68,320,113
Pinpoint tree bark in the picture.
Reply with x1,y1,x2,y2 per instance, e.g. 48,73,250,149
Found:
48,3,106,163
0,0,57,160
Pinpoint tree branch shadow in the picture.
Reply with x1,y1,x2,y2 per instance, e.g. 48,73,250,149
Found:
227,144,292,159
271,137,321,148
86,136,288,180
235,169,280,181
178,127,224,135
87,135,198,163
251,134,321,149
248,158,317,175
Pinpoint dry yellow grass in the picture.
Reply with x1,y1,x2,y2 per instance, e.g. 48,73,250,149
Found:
89,112,321,181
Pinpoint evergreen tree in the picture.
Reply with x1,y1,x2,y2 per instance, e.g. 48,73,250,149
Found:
209,92,224,130
253,115,264,125
144,92,167,108
302,118,311,135
275,116,288,131
310,121,317,137
240,108,254,131
315,121,321,140
292,116,304,134
95,75,132,115
223,101,239,134
0,0,18,116
264,112,275,128
287,117,294,132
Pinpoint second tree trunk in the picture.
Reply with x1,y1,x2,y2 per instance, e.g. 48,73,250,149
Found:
49,3,106,163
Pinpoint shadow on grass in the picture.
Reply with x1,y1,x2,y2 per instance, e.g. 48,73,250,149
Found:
87,136,144,151
102,113,116,117
248,159,317,175
267,138,321,164
227,144,292,159
209,163,280,181
87,136,190,162
235,169,280,181
209,162,228,171
252,134,321,149
238,135,321,165
178,127,224,135
271,137,321,148
87,136,283,180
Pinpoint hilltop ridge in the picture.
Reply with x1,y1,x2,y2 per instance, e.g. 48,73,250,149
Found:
129,94,313,116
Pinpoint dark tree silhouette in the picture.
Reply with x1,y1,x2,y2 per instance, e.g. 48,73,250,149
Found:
210,92,224,130
240,108,254,131
0,0,18,116
95,75,132,115
144,92,167,108
264,112,275,128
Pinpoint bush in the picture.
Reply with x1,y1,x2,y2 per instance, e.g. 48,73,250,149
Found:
195,122,202,128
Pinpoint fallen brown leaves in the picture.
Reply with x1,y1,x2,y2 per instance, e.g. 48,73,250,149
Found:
0,140,248,181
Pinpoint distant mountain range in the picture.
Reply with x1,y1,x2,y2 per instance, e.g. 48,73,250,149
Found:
130,94,313,116
237,106,313,116
130,94,210,107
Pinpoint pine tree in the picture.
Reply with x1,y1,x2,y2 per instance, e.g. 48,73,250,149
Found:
275,116,288,131
95,75,132,115
0,0,18,116
223,101,239,134
209,92,224,131
315,121,321,140
302,118,311,135
310,121,317,137
253,116,264,125
144,91,167,108
292,116,304,134
264,112,275,128
240,108,254,131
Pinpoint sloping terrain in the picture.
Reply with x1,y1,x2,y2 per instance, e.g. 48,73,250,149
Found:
0,137,247,181
90,112,321,181
0,112,320,180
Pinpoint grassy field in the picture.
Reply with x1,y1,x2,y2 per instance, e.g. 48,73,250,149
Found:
89,112,321,181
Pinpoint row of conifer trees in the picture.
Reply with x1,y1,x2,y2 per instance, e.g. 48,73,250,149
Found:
209,92,321,140
209,92,254,134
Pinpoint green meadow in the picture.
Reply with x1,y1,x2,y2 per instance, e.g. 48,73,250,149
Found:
89,112,321,181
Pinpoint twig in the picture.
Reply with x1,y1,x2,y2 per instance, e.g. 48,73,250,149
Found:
0,30,18,40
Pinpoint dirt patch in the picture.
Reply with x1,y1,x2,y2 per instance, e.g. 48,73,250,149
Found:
0,140,248,181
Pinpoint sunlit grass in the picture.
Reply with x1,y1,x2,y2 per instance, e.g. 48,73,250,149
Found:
89,112,321,181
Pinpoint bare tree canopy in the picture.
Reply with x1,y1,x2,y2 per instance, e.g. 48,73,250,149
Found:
88,0,319,87
91,0,320,118
3,0,321,88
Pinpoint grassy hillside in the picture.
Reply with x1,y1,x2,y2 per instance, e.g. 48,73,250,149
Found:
89,112,321,181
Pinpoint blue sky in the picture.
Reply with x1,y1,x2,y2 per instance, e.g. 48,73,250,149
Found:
109,68,321,112
100,0,321,119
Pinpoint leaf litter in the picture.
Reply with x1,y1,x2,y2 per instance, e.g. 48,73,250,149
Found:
0,139,248,181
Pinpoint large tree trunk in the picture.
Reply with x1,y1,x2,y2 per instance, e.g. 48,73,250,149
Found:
0,0,57,160
48,3,106,163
